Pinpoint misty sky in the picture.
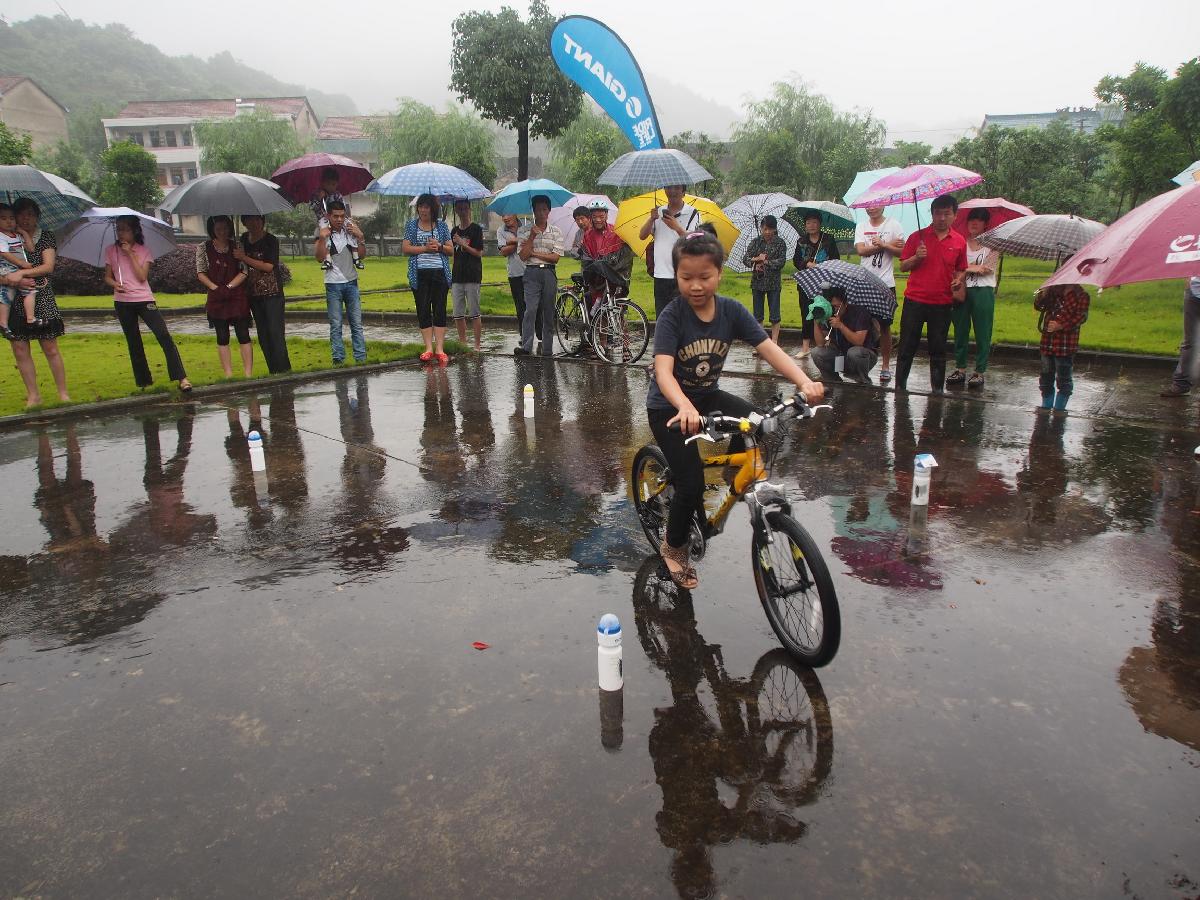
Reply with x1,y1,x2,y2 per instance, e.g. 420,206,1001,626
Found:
19,0,1200,146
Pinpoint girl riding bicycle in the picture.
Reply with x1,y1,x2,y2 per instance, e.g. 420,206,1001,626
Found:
648,230,824,589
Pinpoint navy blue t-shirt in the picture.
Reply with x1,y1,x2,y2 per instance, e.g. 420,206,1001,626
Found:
646,295,768,410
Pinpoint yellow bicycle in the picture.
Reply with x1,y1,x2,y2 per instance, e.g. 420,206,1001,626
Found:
631,394,841,667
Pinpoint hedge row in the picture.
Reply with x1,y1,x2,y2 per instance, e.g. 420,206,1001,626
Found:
52,246,292,295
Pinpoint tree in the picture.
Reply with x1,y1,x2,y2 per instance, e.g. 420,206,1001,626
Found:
31,139,96,196
366,100,497,188
1095,60,1191,208
0,121,33,165
450,0,582,180
97,141,162,210
196,108,307,179
932,121,1113,219
667,131,728,202
731,81,885,201
546,106,630,196
891,140,932,167
1161,57,1200,159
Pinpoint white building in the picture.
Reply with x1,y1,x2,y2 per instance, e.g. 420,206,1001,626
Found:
102,97,320,231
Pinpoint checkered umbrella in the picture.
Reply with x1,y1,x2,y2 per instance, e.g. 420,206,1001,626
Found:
794,259,897,322
723,193,801,273
365,161,492,200
0,165,96,229
977,214,1105,261
597,149,712,189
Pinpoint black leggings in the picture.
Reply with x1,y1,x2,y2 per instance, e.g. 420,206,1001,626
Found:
796,285,816,342
648,389,754,549
115,301,186,386
212,317,251,347
414,268,448,329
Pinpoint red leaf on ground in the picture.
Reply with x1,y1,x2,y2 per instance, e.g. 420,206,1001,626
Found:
471,641,490,651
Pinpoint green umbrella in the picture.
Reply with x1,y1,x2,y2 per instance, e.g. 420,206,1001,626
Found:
788,200,857,232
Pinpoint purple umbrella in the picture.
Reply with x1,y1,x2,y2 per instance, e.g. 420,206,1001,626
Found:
270,152,374,205
850,164,983,232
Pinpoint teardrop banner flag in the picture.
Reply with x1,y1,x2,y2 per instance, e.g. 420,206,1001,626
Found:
549,16,663,151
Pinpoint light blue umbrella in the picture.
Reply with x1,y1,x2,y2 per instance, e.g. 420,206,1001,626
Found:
57,207,177,266
484,178,574,215
842,167,931,238
366,161,492,200
1172,160,1200,186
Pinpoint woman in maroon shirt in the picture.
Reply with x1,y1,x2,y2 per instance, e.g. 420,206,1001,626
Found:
196,215,252,377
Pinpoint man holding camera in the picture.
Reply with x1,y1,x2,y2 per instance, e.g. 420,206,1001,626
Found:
638,184,700,316
809,287,879,384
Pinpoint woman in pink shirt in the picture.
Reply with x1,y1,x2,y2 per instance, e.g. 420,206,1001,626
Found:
104,216,191,392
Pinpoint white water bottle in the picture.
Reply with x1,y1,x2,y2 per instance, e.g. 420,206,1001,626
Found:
248,430,266,472
523,383,535,419
911,452,937,506
597,613,623,691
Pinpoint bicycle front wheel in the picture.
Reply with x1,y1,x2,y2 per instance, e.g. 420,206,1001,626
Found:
751,512,840,667
593,299,649,364
555,291,585,354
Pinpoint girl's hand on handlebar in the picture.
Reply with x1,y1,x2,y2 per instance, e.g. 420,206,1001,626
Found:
798,381,825,405
667,404,703,436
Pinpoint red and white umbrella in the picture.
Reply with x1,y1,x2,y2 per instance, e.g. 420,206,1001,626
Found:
1041,181,1200,290
952,197,1034,238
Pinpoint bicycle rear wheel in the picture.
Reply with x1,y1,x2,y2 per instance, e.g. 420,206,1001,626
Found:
555,291,585,354
593,299,649,364
751,512,840,667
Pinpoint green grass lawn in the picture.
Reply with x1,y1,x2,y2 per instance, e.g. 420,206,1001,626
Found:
55,255,1188,356
0,334,465,418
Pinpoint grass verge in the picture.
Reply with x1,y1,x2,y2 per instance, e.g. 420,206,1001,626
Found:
1,334,465,418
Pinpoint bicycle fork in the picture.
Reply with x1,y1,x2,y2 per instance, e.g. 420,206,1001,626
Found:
745,481,792,546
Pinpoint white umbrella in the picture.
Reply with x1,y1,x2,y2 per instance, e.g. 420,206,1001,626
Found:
57,207,177,267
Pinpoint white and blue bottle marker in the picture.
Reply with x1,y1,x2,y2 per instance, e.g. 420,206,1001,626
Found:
597,613,623,691
247,430,266,473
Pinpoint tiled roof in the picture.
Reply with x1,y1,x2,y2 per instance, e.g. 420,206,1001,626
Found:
115,97,311,119
316,116,386,139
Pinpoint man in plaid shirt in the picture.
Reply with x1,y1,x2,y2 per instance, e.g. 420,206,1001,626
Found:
1034,285,1090,412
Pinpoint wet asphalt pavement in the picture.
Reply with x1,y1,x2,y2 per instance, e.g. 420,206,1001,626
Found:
1,350,1198,898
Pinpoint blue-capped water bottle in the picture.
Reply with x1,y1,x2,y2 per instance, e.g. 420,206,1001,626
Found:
597,613,623,691
247,430,266,472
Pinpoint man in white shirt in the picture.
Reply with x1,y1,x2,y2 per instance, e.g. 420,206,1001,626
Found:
515,195,565,357
638,184,700,316
314,200,367,364
854,206,905,384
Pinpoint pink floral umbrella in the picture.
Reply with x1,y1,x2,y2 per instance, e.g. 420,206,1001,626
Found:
849,164,983,209
1041,181,1200,290
952,197,1034,237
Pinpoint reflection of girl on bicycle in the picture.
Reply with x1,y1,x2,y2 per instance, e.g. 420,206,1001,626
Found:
648,230,824,589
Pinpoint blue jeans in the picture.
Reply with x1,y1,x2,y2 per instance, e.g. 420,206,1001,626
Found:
1039,354,1074,397
325,280,365,362
752,288,781,325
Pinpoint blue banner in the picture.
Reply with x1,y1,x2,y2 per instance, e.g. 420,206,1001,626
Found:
549,16,663,151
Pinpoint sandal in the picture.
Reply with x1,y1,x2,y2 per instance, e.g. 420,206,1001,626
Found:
419,350,434,363
179,378,193,393
878,369,892,384
946,369,966,386
967,372,985,389
660,539,698,590
435,351,450,365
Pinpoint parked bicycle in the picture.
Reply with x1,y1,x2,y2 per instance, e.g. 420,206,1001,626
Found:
554,263,649,364
631,393,841,666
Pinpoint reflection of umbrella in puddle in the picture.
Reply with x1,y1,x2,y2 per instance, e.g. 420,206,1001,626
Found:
831,530,942,591
1118,645,1200,752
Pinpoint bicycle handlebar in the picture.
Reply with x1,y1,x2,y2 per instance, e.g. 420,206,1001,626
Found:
667,394,831,444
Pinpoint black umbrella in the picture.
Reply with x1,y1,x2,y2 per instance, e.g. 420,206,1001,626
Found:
160,172,293,217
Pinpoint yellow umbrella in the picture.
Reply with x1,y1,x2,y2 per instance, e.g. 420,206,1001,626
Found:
614,192,739,258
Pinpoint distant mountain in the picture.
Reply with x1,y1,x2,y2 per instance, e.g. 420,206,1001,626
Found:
0,16,357,124
646,75,741,141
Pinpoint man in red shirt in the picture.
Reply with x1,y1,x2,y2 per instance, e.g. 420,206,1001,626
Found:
895,194,967,393
580,200,632,304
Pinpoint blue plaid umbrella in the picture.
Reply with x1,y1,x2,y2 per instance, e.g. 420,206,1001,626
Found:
794,259,897,322
484,178,573,215
366,161,492,200
0,165,95,230
598,149,712,189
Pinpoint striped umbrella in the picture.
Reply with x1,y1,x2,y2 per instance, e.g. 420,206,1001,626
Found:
366,161,492,200
598,149,712,189
977,214,1105,262
794,259,896,322
0,165,95,229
